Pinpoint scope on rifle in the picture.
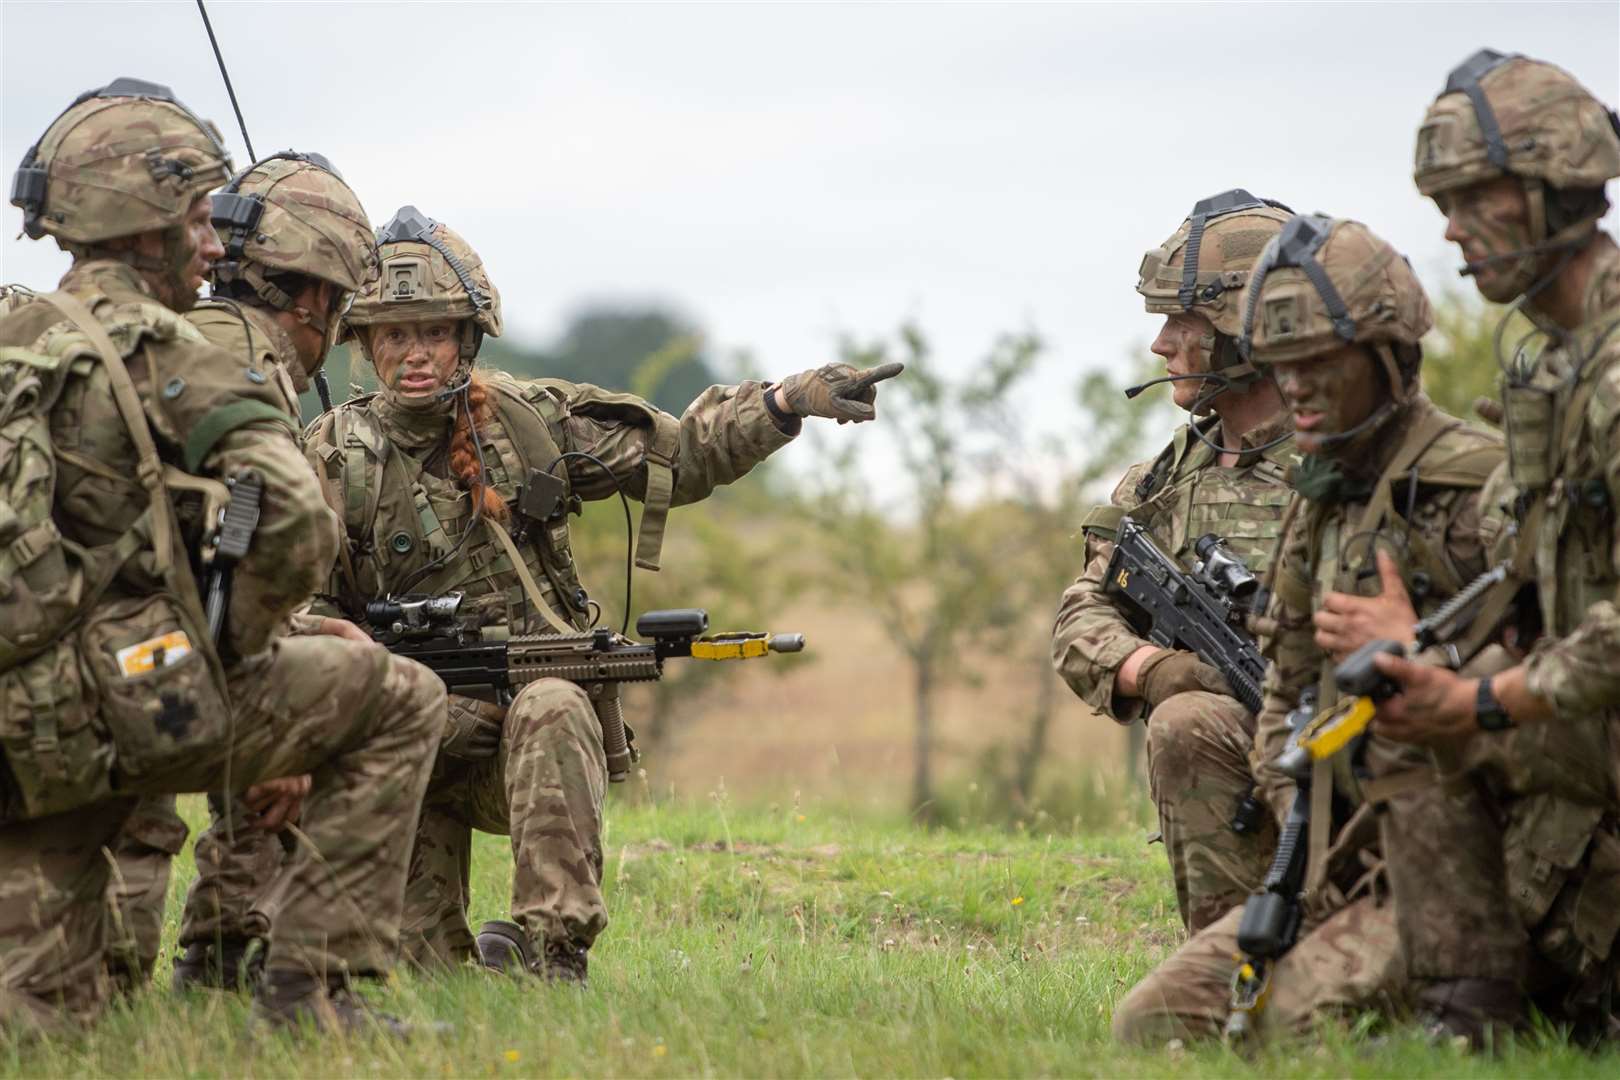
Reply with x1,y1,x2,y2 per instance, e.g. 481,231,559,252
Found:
1194,533,1259,607
366,594,464,639
635,608,709,641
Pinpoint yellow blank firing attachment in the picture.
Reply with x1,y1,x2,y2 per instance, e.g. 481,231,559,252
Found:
1297,695,1377,760
689,632,806,661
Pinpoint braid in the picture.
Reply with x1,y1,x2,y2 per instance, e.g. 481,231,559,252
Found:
448,372,509,523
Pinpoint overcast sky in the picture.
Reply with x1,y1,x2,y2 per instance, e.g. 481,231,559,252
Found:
3,2,1617,473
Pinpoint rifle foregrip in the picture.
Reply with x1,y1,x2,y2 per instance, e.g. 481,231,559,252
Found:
593,685,634,783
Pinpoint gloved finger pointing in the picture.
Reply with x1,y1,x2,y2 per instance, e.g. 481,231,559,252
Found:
843,361,906,397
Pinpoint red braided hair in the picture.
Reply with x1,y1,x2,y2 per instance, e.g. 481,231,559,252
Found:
447,372,510,523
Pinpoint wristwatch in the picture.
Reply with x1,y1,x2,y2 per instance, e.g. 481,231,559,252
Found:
1475,677,1514,731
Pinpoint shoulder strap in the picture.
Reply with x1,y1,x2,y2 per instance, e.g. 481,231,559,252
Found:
37,290,175,577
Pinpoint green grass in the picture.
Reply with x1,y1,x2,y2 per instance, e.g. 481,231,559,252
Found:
3,795,1616,1077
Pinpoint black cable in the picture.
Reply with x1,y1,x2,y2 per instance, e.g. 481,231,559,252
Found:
547,451,636,635
391,383,487,597
196,0,255,161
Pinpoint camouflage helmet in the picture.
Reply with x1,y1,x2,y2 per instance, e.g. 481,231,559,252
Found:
1414,49,1620,200
10,77,232,246
1137,189,1293,389
1239,215,1432,389
211,151,377,302
341,206,502,360
1138,189,1294,336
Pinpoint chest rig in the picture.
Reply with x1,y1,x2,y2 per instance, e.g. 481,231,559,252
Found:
1501,315,1620,636
1125,419,1297,570
317,378,589,634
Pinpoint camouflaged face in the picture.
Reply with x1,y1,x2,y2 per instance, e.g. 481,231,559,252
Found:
24,94,231,245
218,157,377,292
1244,218,1433,365
1138,202,1293,338
342,209,502,341
1415,54,1620,198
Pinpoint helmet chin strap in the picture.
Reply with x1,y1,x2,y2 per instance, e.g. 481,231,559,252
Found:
1298,398,1402,453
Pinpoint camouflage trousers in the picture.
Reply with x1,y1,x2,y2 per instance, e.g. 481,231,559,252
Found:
1112,893,1406,1045
405,677,608,968
177,794,287,950
1145,691,1275,932
0,636,442,1036
1382,710,1620,1010
104,794,287,987
103,796,188,991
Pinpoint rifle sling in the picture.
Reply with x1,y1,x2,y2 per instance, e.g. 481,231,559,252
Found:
483,517,579,636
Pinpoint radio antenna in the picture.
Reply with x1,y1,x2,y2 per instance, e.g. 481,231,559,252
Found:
196,0,256,161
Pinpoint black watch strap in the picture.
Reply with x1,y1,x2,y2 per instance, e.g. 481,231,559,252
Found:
762,382,803,435
1475,678,1514,731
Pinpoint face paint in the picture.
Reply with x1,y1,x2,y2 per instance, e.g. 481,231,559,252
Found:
1437,176,1539,302
1270,344,1386,458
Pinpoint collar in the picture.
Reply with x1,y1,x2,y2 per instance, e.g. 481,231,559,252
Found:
59,259,157,304
1183,409,1294,470
375,388,455,452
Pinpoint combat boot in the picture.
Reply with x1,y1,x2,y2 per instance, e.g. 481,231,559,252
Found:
172,936,264,993
251,969,440,1039
1417,978,1524,1051
476,919,589,986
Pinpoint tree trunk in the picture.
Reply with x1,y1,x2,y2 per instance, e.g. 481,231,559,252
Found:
1014,657,1057,803
911,654,936,823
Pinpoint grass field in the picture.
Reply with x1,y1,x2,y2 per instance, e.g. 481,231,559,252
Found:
3,795,1617,1079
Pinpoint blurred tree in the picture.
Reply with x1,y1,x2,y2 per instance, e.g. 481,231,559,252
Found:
801,325,1034,819
1420,286,1527,423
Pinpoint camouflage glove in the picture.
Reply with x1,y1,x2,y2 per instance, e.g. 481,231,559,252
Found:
441,696,506,764
779,361,905,423
1136,649,1234,706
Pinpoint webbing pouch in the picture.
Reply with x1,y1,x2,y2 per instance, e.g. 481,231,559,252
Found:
79,591,229,784
1503,381,1556,490
0,636,112,819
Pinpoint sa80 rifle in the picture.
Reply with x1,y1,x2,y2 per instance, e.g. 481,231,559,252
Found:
1104,516,1269,713
366,594,805,782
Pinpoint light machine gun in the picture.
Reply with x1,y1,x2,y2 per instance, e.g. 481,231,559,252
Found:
366,594,805,782
1103,516,1268,713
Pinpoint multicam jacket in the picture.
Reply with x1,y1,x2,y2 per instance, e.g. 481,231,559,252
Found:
305,375,795,635
1053,412,1299,721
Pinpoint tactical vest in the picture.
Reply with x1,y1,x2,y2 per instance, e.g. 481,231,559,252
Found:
1083,417,1299,573
312,374,649,634
1283,410,1502,715
1501,314,1620,637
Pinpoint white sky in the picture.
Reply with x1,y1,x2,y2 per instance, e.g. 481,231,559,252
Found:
3,1,1617,477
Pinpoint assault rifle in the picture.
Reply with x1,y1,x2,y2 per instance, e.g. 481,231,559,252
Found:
365,594,805,782
1274,561,1513,777
1225,690,1316,1043
1104,516,1268,712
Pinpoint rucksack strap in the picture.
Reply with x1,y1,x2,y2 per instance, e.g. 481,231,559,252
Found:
38,289,175,577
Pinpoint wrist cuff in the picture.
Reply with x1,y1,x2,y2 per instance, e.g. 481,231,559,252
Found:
762,382,803,435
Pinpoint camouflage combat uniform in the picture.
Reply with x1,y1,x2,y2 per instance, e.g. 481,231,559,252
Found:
309,367,796,967
1053,413,1296,930
1053,190,1297,933
101,153,378,991
0,259,441,1034
1375,51,1620,1027
1114,397,1502,1044
1112,215,1503,1045
0,86,437,1036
